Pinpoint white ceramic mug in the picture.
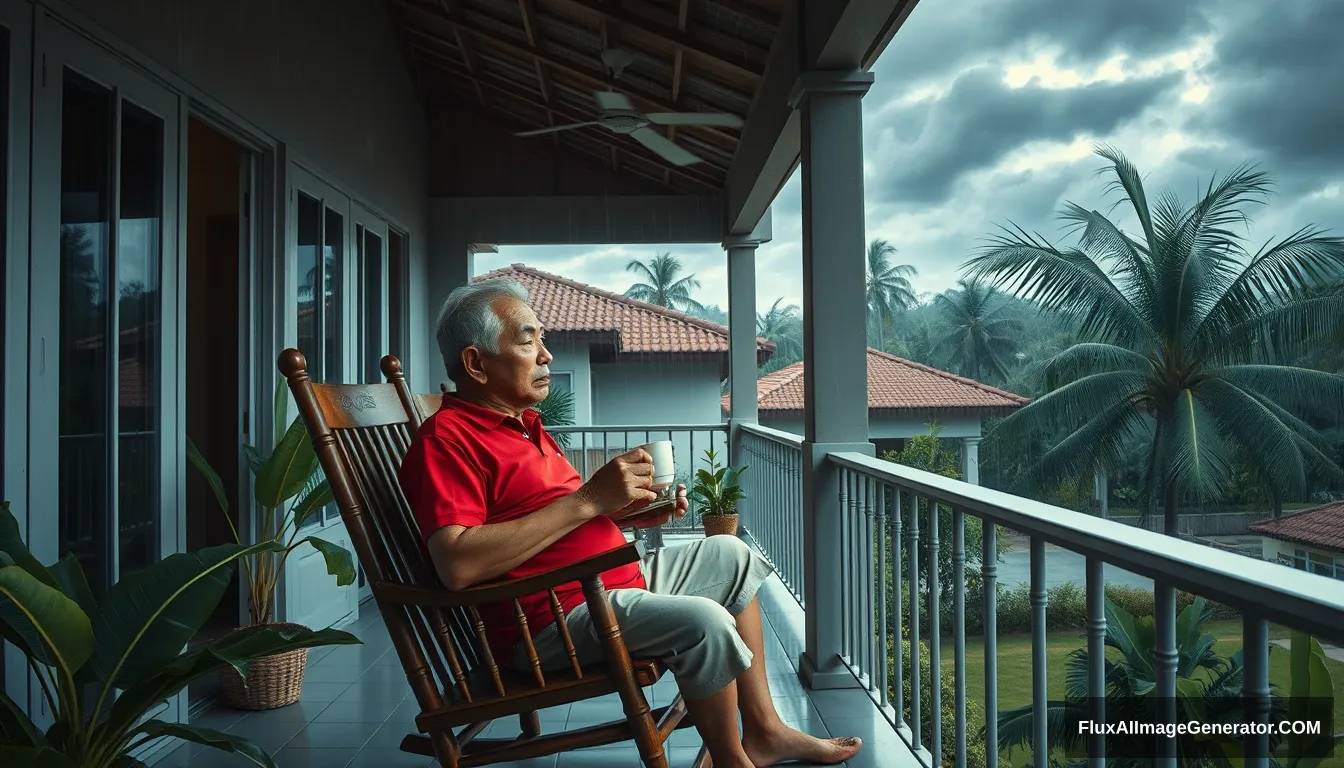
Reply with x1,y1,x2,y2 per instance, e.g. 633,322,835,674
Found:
637,440,676,492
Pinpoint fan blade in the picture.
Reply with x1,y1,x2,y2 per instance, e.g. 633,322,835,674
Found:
514,122,599,137
630,127,702,166
645,112,743,128
594,91,635,112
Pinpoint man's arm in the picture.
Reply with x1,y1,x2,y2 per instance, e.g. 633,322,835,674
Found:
427,491,600,590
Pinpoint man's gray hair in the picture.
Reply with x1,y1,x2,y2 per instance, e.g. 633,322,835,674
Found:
435,278,531,383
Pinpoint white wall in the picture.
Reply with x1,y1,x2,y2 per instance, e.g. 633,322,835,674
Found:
546,337,593,426
758,412,985,440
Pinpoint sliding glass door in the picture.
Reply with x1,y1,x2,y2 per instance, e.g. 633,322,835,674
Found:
27,13,182,726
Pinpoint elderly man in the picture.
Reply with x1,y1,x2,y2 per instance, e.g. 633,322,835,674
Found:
399,279,862,768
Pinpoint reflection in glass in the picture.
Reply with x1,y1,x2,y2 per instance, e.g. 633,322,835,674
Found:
360,226,384,383
59,72,113,592
388,230,406,370
116,100,164,578
324,207,343,384
296,192,321,377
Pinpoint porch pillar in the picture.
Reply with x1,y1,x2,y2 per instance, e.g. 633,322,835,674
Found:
1094,470,1109,518
961,437,981,486
792,69,876,690
725,212,770,534
423,224,477,393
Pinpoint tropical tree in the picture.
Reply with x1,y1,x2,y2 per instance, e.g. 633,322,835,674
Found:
964,145,1344,534
623,252,706,314
865,238,919,350
930,278,1024,384
756,297,803,366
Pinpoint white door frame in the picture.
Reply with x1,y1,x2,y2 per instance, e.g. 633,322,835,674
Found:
27,6,183,726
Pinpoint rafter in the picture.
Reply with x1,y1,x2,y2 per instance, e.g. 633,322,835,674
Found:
551,0,761,85
391,0,742,147
665,0,690,185
414,52,724,190
436,0,487,108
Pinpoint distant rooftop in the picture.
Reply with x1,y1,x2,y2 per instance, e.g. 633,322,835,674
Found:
1250,501,1344,553
722,347,1030,416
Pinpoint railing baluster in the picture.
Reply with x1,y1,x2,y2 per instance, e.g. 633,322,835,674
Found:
892,486,904,729
877,480,890,709
839,468,851,662
982,519,997,768
1154,582,1178,768
1086,556,1106,767
953,506,965,768
929,495,942,766
865,475,876,691
1242,615,1270,768
907,487,922,750
1030,537,1047,768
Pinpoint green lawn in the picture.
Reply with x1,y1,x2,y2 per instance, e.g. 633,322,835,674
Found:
933,621,1344,766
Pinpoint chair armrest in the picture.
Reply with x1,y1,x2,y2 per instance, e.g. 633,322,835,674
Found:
374,541,646,608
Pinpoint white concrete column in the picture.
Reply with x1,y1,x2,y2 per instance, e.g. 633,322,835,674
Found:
423,226,476,393
962,437,981,486
725,221,766,536
791,68,876,690
1095,470,1109,518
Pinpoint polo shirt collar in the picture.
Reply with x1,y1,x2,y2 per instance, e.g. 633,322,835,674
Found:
440,393,542,432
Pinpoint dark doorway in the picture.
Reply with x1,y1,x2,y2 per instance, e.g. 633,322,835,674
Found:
184,116,251,712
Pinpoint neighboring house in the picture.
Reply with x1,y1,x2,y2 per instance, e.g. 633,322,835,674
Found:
1250,501,1344,579
722,347,1029,480
460,264,775,481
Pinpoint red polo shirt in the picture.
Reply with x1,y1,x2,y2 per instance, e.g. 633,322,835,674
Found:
398,394,646,668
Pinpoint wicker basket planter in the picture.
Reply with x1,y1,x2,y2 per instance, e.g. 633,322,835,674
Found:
218,622,309,710
702,513,739,537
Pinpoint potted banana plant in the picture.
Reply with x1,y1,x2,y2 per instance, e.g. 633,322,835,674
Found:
186,377,356,710
690,448,749,537
0,500,360,767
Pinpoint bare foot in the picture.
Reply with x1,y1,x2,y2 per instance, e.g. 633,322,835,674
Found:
742,725,862,766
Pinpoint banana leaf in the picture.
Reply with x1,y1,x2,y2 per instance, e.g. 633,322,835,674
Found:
85,541,283,688
0,688,41,747
133,721,276,768
298,537,356,587
48,554,98,619
0,502,56,588
0,559,95,678
0,746,77,768
254,417,318,509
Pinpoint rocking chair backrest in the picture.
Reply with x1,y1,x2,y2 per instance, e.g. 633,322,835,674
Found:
277,349,486,710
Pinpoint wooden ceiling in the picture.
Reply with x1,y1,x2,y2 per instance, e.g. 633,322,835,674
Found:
385,0,785,195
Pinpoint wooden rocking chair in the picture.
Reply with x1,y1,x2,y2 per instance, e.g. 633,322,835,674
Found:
277,349,703,768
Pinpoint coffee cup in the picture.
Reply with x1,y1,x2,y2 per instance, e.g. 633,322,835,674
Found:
637,440,676,493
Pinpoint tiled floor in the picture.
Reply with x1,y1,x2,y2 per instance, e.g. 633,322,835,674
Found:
155,550,913,767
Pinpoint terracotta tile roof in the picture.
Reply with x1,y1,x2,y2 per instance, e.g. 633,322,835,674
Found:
1249,501,1344,552
721,347,1030,415
474,264,775,362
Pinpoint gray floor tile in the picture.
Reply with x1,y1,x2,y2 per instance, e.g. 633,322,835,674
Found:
297,681,356,702
363,719,420,750
270,746,360,767
221,717,308,754
302,663,370,683
821,714,921,768
285,719,384,750
344,748,436,767
335,678,414,703
314,700,399,723
231,700,333,725
806,689,883,720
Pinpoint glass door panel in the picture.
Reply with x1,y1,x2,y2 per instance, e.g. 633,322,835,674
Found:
29,11,182,728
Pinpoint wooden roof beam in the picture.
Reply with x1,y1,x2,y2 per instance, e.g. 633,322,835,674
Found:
665,0,690,185
553,0,761,85
517,0,560,146
417,57,724,190
436,0,487,108
391,0,741,146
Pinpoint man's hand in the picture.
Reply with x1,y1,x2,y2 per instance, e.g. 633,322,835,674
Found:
576,448,659,517
622,484,689,529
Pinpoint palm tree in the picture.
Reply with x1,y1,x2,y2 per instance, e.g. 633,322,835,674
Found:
623,252,706,314
965,145,1344,534
931,278,1024,383
756,297,803,364
865,238,919,350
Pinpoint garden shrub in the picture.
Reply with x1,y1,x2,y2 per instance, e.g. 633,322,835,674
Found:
889,634,988,768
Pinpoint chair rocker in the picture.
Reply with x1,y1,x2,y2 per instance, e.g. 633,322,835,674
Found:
277,349,705,768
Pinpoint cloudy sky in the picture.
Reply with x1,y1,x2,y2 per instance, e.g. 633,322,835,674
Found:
487,0,1343,315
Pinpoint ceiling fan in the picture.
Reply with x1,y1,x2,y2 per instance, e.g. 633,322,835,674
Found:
512,90,743,167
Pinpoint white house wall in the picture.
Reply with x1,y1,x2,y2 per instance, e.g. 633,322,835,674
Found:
545,337,593,427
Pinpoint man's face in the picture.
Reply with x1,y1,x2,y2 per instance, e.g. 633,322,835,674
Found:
471,296,553,409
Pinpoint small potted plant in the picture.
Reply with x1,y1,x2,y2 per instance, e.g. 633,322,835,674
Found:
187,377,356,710
690,448,749,537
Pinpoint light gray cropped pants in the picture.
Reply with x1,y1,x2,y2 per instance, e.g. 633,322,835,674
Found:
514,534,775,700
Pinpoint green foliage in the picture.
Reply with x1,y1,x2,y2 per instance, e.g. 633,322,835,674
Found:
865,238,919,351
689,448,748,518
530,386,576,448
623,252,706,315
966,145,1344,532
0,501,360,768
186,376,354,625
891,634,988,768
930,278,1024,385
992,596,1297,767
757,297,803,369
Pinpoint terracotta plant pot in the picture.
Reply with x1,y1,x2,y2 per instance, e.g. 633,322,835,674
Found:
218,621,309,710
702,513,739,537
